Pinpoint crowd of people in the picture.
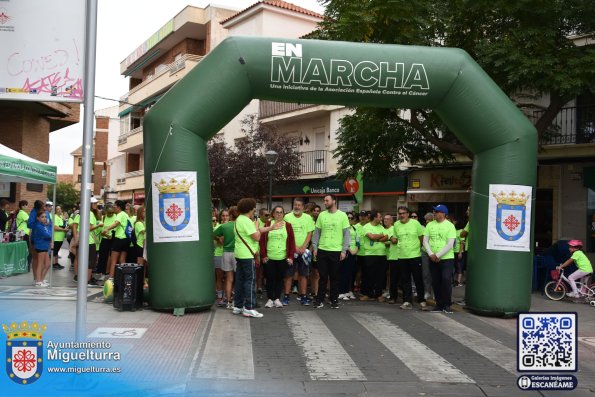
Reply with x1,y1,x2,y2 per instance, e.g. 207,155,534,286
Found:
1,198,147,288
213,195,471,318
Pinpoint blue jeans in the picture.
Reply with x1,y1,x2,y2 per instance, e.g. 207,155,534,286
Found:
234,258,256,310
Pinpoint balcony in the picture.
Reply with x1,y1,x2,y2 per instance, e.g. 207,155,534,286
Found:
118,54,204,116
116,170,145,192
118,126,143,152
298,150,328,175
533,105,595,145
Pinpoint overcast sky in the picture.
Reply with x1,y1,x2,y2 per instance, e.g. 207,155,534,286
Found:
49,0,325,173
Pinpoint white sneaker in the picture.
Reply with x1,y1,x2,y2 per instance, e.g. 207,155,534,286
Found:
382,291,390,298
41,280,50,287
34,282,44,287
347,291,356,300
400,302,412,310
265,299,274,308
232,306,243,315
242,308,264,318
566,292,579,298
420,302,428,310
338,294,346,300
274,299,283,308
424,292,432,300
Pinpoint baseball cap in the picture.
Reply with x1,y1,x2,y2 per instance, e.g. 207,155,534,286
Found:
432,204,449,215
45,201,53,206
359,210,369,217
90,197,98,203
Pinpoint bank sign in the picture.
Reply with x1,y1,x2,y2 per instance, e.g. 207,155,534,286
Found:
269,42,430,97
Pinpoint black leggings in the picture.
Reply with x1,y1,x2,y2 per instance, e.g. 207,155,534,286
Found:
264,259,287,300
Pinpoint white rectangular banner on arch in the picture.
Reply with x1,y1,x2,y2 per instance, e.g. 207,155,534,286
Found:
487,184,532,252
151,171,199,243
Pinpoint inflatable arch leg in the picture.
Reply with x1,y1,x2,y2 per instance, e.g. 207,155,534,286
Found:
143,37,537,315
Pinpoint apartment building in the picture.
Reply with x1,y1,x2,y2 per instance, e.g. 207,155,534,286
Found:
0,101,79,207
116,4,240,205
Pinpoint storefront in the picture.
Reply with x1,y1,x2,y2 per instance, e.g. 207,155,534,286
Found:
271,176,407,213
406,167,472,224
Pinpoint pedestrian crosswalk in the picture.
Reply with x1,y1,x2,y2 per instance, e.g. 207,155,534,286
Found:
189,308,518,384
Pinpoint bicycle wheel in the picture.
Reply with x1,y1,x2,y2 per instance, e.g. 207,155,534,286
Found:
544,281,566,301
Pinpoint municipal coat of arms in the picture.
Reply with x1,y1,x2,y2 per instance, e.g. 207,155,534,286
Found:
493,191,529,241
4,321,46,385
154,177,194,232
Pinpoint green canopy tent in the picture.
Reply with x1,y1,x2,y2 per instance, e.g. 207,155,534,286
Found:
0,143,57,282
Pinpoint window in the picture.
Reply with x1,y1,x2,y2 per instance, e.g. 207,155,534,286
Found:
77,175,82,183
78,157,83,166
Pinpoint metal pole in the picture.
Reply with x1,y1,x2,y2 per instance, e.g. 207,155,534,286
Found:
268,165,273,211
49,186,56,287
76,0,98,341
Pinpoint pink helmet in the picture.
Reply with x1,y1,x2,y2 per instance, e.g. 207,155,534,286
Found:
568,239,583,247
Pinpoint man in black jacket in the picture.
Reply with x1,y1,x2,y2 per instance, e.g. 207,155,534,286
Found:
0,199,9,231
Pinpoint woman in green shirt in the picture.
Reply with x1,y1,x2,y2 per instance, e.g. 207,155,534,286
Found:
52,206,69,270
101,200,130,278
214,209,228,306
259,205,296,308
97,203,116,278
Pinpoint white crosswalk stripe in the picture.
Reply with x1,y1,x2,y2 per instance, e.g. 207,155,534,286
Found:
196,310,254,379
414,313,518,374
286,311,366,381
352,313,474,383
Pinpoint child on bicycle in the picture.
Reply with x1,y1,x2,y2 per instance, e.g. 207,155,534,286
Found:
556,239,593,298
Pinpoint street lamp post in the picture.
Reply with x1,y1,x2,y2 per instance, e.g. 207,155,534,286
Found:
265,150,278,211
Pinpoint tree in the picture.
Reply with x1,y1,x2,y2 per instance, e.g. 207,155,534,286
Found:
208,114,301,207
313,0,595,177
47,182,80,212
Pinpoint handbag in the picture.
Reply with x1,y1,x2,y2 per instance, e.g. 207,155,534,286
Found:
235,222,259,266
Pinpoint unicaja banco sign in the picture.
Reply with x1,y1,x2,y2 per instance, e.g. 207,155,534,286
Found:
270,42,429,94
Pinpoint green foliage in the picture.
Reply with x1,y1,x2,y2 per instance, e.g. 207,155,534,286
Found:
208,114,301,206
315,0,595,177
47,182,79,213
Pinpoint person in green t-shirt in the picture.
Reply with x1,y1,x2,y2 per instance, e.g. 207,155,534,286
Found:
52,206,69,270
423,204,457,313
311,195,351,309
558,239,593,297
215,206,238,309
213,209,228,307
354,211,369,296
338,212,359,301
283,198,315,305
101,200,130,278
72,197,102,285
260,205,296,308
392,206,427,310
233,198,281,318
359,210,388,302
97,203,116,278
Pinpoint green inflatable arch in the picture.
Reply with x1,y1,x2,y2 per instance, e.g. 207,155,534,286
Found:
143,37,536,316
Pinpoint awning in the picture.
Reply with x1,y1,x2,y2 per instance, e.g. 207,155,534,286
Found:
0,144,56,184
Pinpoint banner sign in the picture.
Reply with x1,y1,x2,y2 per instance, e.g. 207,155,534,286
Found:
151,171,199,243
487,184,532,252
0,0,85,102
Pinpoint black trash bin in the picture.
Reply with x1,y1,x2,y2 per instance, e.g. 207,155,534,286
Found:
113,263,144,311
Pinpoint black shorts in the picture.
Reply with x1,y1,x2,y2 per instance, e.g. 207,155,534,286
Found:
111,238,131,253
35,248,49,253
87,244,98,269
133,244,144,259
53,240,64,257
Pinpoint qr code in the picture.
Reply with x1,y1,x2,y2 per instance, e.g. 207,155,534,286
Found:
518,313,576,371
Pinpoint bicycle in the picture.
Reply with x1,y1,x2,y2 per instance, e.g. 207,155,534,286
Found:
544,268,595,302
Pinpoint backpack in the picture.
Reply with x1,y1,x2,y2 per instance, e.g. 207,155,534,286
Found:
130,221,138,246
125,219,134,241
